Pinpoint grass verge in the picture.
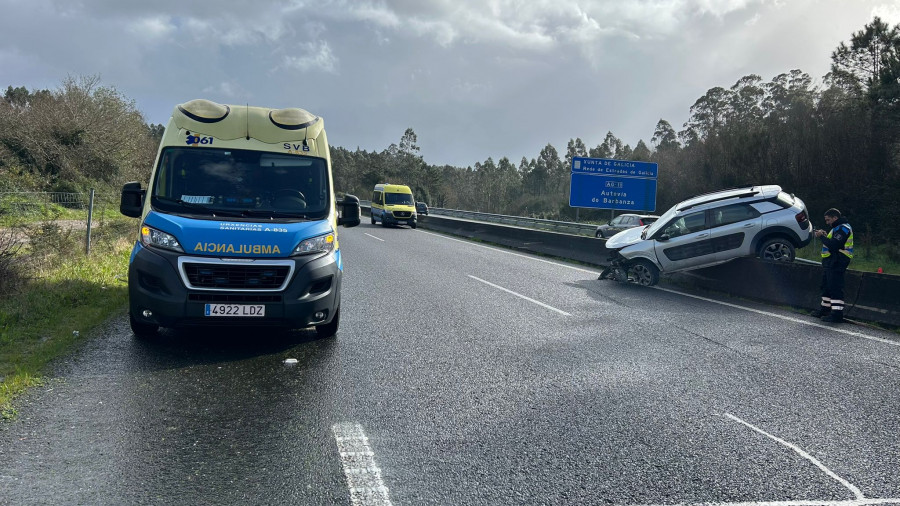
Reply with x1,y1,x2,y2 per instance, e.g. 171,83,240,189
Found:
0,220,133,420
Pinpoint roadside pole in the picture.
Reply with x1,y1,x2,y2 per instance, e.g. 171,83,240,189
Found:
85,188,95,255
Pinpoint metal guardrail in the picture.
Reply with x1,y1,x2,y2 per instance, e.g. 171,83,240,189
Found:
360,200,599,237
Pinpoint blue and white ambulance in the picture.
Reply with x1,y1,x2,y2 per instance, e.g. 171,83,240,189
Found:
120,99,360,338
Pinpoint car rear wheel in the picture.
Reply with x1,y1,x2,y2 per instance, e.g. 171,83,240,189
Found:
629,260,659,286
759,238,795,262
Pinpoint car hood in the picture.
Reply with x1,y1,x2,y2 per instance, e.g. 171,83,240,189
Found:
605,226,648,249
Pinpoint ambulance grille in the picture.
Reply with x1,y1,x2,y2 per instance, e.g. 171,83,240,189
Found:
183,263,290,290
393,211,412,218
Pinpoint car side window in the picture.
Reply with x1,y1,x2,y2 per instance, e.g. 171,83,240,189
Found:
711,203,761,227
611,216,624,226
662,211,707,238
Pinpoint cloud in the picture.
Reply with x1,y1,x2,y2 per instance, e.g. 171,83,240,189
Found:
201,81,247,99
282,40,338,73
128,16,176,41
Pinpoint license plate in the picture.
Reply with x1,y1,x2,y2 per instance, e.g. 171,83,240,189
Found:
204,304,265,317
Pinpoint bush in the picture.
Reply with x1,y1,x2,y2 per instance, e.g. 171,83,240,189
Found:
0,227,26,297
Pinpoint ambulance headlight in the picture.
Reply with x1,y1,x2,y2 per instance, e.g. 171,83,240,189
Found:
293,233,334,256
140,225,184,252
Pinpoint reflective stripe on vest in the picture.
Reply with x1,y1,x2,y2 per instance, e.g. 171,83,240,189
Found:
821,224,854,259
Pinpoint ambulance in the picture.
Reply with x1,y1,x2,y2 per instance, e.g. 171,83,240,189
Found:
370,183,417,228
119,99,360,338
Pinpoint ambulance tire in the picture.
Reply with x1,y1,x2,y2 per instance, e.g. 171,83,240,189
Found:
370,214,376,225
129,313,158,339
410,222,417,229
315,307,340,339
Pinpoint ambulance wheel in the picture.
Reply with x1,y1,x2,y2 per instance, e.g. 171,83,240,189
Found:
410,222,417,229
129,313,158,339
315,307,340,338
370,214,376,225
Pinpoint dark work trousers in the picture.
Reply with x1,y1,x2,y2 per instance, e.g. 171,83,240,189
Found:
820,256,850,314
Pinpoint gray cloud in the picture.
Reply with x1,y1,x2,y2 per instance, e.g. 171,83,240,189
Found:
2,0,898,167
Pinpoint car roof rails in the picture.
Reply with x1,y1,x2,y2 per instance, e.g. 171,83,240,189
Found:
677,186,762,212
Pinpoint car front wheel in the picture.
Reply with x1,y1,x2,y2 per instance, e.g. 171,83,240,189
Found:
595,230,604,238
629,260,659,286
759,238,795,262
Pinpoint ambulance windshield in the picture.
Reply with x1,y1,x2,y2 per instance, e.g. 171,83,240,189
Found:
151,147,330,219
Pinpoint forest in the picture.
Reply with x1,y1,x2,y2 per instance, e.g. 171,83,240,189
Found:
1,17,898,247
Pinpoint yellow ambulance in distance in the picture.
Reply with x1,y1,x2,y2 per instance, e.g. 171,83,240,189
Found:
370,183,417,228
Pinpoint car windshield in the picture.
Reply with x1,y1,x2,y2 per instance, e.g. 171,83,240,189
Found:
386,192,414,205
644,204,680,237
150,147,330,219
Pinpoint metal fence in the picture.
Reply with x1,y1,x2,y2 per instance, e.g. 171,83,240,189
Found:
0,190,119,255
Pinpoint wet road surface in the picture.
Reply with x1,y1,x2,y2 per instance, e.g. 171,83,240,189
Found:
2,224,900,505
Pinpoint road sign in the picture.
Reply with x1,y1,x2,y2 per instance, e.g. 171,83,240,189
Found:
571,157,658,179
569,173,657,211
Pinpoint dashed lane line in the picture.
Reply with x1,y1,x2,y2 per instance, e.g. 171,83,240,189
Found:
364,233,385,242
332,422,393,506
468,275,571,316
724,413,864,500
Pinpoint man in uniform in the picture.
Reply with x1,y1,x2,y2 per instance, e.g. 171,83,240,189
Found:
811,208,853,323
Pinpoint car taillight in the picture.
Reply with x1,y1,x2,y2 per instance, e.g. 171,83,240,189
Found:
795,211,809,227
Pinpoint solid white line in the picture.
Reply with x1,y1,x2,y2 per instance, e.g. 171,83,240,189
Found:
724,413,864,500
364,233,385,242
468,275,571,316
332,422,393,506
422,230,898,345
653,287,900,347
630,499,900,506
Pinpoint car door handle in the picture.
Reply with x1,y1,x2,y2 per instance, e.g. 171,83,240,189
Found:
697,233,709,238
743,223,756,228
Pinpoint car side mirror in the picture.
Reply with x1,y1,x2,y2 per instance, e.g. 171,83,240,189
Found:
120,181,145,218
338,194,361,227
658,234,670,241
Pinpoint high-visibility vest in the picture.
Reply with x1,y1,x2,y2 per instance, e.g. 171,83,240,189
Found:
822,223,853,259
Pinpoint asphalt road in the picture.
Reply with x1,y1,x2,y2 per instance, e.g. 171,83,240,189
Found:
2,223,900,506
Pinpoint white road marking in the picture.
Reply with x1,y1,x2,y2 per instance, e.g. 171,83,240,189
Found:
653,287,900,347
629,499,900,506
422,230,897,346
724,413,864,500
468,275,571,316
332,422,393,506
364,233,385,242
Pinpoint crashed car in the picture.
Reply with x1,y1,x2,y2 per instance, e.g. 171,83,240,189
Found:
600,185,813,286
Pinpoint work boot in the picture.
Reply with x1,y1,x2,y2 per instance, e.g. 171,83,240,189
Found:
810,308,830,318
822,312,843,323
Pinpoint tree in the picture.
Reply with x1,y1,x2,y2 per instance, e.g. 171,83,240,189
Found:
651,119,680,151
830,16,900,96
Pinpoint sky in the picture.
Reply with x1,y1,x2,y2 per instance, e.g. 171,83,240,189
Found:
2,0,899,168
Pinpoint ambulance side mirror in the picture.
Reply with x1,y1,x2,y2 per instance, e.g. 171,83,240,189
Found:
120,181,145,218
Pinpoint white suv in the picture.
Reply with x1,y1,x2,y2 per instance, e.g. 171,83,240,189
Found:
601,185,813,286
